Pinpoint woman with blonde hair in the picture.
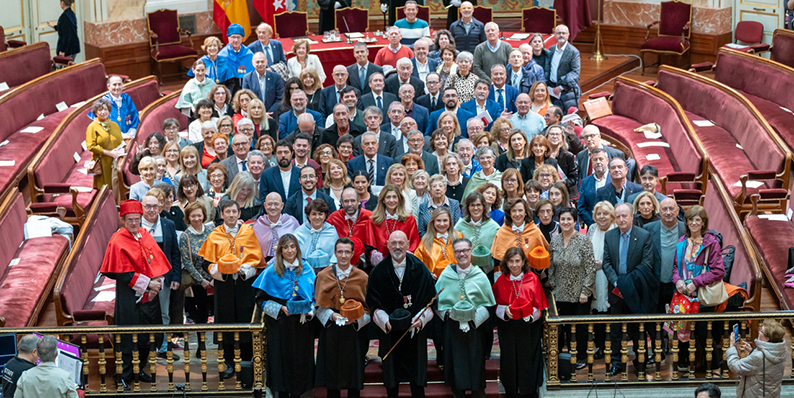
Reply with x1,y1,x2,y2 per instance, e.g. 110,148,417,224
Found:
214,171,261,224
321,159,350,209
533,163,560,198
129,156,163,201
287,39,326,83
300,68,323,112
189,36,233,84
500,168,524,205
385,164,417,215
529,81,552,115
490,117,513,155
162,141,181,185
363,184,420,254
173,145,209,191
438,110,462,142
231,89,257,127
216,115,235,138
587,200,616,357
495,130,529,171
415,207,462,278
632,190,661,228
246,98,277,141
441,152,468,203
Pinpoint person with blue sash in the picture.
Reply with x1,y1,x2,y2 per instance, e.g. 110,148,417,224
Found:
188,36,235,85
294,198,340,275
88,75,140,139
219,23,254,95
254,234,316,398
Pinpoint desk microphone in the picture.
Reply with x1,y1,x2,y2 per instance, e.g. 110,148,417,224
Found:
342,16,353,43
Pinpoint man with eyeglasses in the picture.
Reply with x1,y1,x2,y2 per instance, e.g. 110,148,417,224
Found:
426,87,475,137
596,157,642,207
396,129,440,175
284,166,337,224
416,72,444,113
278,90,323,139
577,148,610,228
434,237,495,398
221,132,251,182
354,106,398,158
545,25,582,112
320,65,360,119
544,105,584,155
360,72,398,113
576,124,625,182
162,118,191,149
252,192,300,260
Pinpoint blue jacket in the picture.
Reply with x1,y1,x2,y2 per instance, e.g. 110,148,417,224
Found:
460,99,503,130
284,189,338,224
416,197,462,237
88,92,139,133
506,61,545,94
577,173,611,227
488,84,519,113
595,180,644,207
259,166,301,202
386,102,430,134
278,109,323,139
188,54,235,83
218,44,254,78
242,70,285,113
426,107,476,137
247,39,286,65
318,84,360,119
411,58,440,80
346,154,393,186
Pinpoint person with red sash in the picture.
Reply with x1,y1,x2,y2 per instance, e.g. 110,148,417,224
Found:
362,184,420,255
101,199,171,387
327,187,385,271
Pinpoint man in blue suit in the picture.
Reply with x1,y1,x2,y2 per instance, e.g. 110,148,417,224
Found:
595,157,643,207
577,148,611,227
347,131,393,187
319,65,360,119
347,42,383,95
277,90,323,139
576,125,625,183
489,64,518,114
242,52,284,114
460,79,503,131
247,23,286,67
416,72,444,113
506,48,544,95
259,140,301,202
426,87,475,137
284,166,337,224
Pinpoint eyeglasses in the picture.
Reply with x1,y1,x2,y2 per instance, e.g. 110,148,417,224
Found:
301,175,317,180
504,178,517,183
321,150,333,156
539,173,552,178
453,248,472,254
238,128,254,133
232,142,249,147
143,205,160,210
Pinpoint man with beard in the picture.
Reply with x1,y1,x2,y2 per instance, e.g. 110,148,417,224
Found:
259,140,301,202
366,231,436,398
278,90,323,139
285,166,337,224
460,79,503,131
426,87,475,138
327,188,379,270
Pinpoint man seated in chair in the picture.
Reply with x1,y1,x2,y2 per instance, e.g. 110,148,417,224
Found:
218,24,254,95
247,23,286,69
395,1,430,46
544,25,581,112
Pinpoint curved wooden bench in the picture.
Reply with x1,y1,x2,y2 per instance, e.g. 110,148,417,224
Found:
655,65,791,218
0,58,107,205
116,90,186,201
0,42,53,97
590,77,708,206
26,76,162,225
52,186,118,328
744,197,794,311
771,29,794,70
0,188,70,328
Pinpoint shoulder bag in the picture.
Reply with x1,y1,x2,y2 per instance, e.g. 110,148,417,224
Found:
697,246,729,306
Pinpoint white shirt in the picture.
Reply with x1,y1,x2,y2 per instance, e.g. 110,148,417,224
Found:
476,101,487,116
393,256,407,279
365,154,378,177
594,172,608,191
284,259,299,271
390,44,403,53
336,264,352,280
141,216,162,239
345,212,359,223
224,223,239,237
280,167,292,197
414,59,430,88
549,41,568,84
236,156,247,171
110,94,123,108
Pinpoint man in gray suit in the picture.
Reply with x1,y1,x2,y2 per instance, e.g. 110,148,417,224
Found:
220,128,252,183
643,197,685,313
354,106,398,158
347,42,384,95
396,129,439,176
359,72,399,113
545,25,581,112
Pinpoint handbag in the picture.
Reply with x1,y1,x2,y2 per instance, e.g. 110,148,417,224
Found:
180,233,197,290
697,246,729,306
85,157,102,176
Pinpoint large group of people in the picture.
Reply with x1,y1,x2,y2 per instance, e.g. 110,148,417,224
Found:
64,8,772,398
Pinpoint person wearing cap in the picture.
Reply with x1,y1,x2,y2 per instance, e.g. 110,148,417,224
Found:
101,199,172,386
198,199,264,379
314,237,370,398
490,197,548,264
253,192,300,262
434,238,495,398
492,246,548,398
253,234,316,398
366,231,436,398
218,23,255,94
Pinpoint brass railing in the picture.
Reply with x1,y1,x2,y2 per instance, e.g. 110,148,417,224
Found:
0,322,266,396
544,310,794,388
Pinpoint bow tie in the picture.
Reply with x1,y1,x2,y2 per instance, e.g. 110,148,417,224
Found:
436,232,448,241
225,225,239,235
471,220,482,227
311,227,322,234
510,273,524,282
512,223,525,233
345,214,358,222
270,219,282,228
386,213,399,220
284,260,299,271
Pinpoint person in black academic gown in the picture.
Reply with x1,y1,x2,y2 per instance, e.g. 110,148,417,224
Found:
366,230,436,398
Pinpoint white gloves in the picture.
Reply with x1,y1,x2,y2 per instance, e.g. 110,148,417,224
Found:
374,309,390,333
238,264,256,280
334,315,349,327
459,322,470,333
370,250,384,266
451,0,462,7
334,1,342,8
209,264,224,281
380,3,388,13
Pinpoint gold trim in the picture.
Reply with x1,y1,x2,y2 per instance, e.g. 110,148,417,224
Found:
521,7,557,34
146,8,185,48
335,7,369,33
273,11,310,38
657,0,693,40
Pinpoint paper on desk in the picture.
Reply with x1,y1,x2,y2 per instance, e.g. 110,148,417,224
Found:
645,154,661,161
81,141,87,151
643,130,662,140
0,160,15,167
692,120,715,127
734,180,763,189
20,126,44,134
71,101,86,108
507,33,530,41
758,214,789,221
8,258,20,268
92,290,116,302
56,101,68,112
725,43,746,49
637,142,670,148
0,82,8,91
37,114,45,121
73,186,93,193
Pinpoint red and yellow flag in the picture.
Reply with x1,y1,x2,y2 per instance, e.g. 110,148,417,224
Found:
214,0,251,42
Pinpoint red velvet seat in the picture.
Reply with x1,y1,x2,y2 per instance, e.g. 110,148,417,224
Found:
771,28,794,69
53,187,119,328
655,66,791,216
591,78,707,204
723,21,768,54
396,5,430,24
522,7,557,35
335,8,369,33
745,214,794,310
0,190,69,327
466,6,493,24
146,9,198,84
274,11,311,38
640,0,691,75
0,42,53,96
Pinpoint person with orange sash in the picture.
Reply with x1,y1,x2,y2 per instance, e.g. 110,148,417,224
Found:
491,197,548,266
198,199,264,379
414,207,463,279
101,199,171,387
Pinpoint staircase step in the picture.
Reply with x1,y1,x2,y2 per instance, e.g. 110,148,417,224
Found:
314,380,502,397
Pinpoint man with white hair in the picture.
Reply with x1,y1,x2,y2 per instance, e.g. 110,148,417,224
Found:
375,26,414,68
385,58,426,100
506,49,544,95
278,89,322,138
396,129,440,175
355,106,398,158
247,22,286,67
457,138,481,178
473,22,513,76
395,1,430,45
347,131,394,186
410,39,438,88
545,24,582,111
88,75,140,139
395,84,430,133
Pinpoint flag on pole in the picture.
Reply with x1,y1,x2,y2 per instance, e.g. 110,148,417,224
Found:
214,0,251,42
252,0,290,28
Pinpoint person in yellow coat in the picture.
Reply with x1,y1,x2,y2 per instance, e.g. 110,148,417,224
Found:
198,199,264,379
491,197,549,265
86,98,124,189
414,207,464,279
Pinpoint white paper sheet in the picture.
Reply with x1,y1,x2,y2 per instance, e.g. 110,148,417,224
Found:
8,258,20,268
56,101,68,112
637,142,670,148
0,160,16,167
92,291,116,302
24,220,52,238
71,101,86,108
73,152,81,162
94,284,115,291
0,82,9,91
788,207,793,220
81,141,87,151
37,114,45,121
73,186,93,193
692,120,715,127
645,154,661,161
0,140,8,147
758,214,789,221
736,143,743,150
643,130,663,140
20,126,44,134
725,43,746,49
781,106,793,114
734,180,763,189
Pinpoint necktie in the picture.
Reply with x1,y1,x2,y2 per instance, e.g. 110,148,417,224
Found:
359,67,366,89
512,73,518,87
619,232,629,275
337,90,342,103
431,96,436,109
306,196,312,203
367,159,375,183
376,95,383,110
587,155,593,176
241,160,248,171
496,89,503,108
266,45,273,65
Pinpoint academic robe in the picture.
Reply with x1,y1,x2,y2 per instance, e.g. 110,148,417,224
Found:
198,223,264,344
455,218,501,273
218,45,255,79
435,265,496,392
252,213,300,259
361,216,421,255
253,263,316,396
176,77,217,112
491,222,549,264
294,221,340,273
100,227,171,380
188,54,235,84
461,170,503,204
365,253,436,388
327,209,372,240
88,92,140,134
414,232,463,278
314,265,370,391
492,272,549,396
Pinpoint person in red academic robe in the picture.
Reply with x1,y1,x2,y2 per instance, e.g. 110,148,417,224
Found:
101,199,171,387
362,185,421,255
327,187,383,271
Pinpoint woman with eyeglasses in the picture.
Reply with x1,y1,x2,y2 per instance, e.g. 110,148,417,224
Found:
490,117,513,156
500,169,524,206
208,85,233,119
533,164,560,199
256,135,277,167
205,163,228,206
545,125,579,199
410,170,431,216
495,130,529,172
335,134,355,165
321,159,350,210
462,146,502,201
216,115,235,139
476,183,504,226
162,118,191,149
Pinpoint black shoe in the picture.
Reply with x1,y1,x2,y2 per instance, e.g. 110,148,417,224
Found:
576,360,587,370
646,356,656,366
157,351,181,361
223,363,235,379
593,348,605,360
609,363,623,377
138,372,153,383
113,375,130,390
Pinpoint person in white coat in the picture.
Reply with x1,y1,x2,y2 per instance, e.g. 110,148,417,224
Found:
727,319,787,398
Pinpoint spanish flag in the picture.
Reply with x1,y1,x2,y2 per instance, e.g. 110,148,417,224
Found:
214,0,251,42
